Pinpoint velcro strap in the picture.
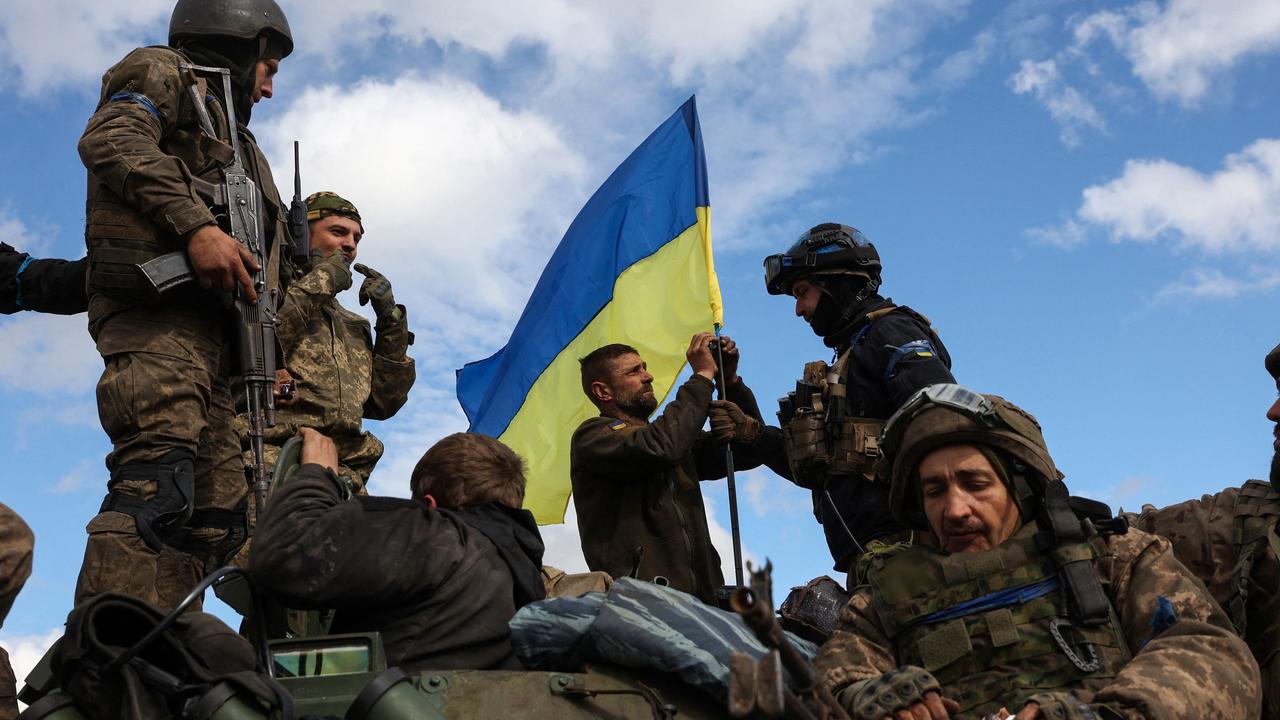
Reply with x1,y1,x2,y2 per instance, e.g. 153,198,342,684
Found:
917,620,971,671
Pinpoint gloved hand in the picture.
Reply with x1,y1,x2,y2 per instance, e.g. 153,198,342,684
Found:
708,400,761,445
354,263,397,320
837,665,956,720
309,249,352,294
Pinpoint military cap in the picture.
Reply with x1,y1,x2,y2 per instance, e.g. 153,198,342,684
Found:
305,191,363,232
1266,342,1280,380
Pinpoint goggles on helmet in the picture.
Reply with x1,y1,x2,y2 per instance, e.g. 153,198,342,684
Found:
880,383,998,461
764,224,876,296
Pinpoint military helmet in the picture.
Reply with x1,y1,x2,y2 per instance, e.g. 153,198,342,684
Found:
763,222,881,296
1266,342,1280,380
169,0,294,58
882,384,1059,528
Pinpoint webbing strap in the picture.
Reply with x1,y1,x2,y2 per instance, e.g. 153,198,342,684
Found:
1042,480,1111,626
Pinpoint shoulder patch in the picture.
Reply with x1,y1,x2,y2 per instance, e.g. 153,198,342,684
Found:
608,420,628,431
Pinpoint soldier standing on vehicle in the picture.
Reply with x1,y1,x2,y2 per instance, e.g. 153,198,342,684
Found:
570,333,786,605
0,503,33,720
1125,342,1280,718
250,428,545,672
1,244,87,315
74,0,295,611
765,223,954,579
816,384,1260,719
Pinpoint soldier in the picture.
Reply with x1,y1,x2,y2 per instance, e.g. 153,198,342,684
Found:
250,428,545,671
570,333,786,604
245,191,415,496
814,384,1260,719
1125,343,1280,718
74,0,295,610
0,244,87,315
765,223,954,579
0,503,33,720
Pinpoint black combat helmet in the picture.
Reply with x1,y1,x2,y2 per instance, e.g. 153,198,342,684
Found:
169,0,294,59
763,222,881,296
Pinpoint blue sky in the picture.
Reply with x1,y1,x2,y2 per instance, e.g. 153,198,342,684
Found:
3,0,1280,681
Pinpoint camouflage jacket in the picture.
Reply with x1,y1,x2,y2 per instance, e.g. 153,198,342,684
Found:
263,264,415,485
79,46,289,303
1128,481,1280,719
0,244,87,315
570,375,784,605
1,503,33,720
816,524,1261,718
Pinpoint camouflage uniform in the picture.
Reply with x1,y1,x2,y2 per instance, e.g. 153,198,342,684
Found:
74,45,290,611
0,244,87,315
817,385,1261,718
1,503,34,720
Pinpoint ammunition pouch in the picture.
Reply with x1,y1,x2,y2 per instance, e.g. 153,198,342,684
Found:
829,418,883,477
782,411,828,484
100,450,196,552
782,414,882,483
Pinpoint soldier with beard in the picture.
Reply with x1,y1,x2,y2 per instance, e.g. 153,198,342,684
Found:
764,223,954,579
1125,342,1280,718
74,0,295,610
570,333,786,604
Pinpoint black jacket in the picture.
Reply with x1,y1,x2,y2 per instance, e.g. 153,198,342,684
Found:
250,464,545,672
0,243,87,315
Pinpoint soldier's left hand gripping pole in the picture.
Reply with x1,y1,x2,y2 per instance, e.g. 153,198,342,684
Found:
714,325,745,588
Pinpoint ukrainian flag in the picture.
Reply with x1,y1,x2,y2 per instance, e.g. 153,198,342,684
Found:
456,96,723,524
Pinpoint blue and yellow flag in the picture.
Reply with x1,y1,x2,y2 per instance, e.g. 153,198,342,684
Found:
456,96,722,524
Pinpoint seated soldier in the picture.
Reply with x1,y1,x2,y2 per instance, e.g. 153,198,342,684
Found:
1126,341,1280,719
249,428,545,671
816,384,1260,720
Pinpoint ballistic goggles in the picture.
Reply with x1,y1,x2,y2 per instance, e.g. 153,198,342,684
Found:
763,225,874,295
880,383,998,461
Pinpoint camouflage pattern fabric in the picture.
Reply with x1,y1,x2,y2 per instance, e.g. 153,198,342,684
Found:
304,190,363,230
511,577,819,703
76,298,247,611
1127,481,1280,719
816,524,1261,718
1,503,33,720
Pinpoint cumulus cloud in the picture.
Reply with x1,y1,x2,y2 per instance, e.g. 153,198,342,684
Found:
0,628,62,707
1077,138,1280,253
1008,59,1105,148
1074,0,1280,106
0,313,98,396
1154,267,1280,302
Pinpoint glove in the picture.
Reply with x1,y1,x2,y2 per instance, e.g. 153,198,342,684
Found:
309,250,352,294
708,400,761,445
838,665,942,720
354,263,398,320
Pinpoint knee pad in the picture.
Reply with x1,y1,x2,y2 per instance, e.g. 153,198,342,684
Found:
100,449,196,552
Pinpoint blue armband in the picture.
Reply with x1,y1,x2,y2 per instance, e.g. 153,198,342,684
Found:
109,91,162,122
884,339,937,380
14,256,33,310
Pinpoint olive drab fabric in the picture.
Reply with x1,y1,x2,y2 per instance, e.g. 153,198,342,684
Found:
0,244,87,315
780,301,954,573
816,524,1261,718
1127,480,1280,718
75,44,290,612
571,374,787,605
0,504,34,720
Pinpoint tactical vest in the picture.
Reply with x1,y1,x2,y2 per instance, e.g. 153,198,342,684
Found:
1228,479,1280,636
864,524,1131,716
84,47,282,302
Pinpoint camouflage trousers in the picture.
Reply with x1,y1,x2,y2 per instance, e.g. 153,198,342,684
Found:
75,296,248,612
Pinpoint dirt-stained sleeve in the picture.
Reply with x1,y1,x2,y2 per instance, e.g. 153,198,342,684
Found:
1088,529,1261,719
78,48,214,240
0,503,34,627
573,374,715,475
249,463,467,609
364,307,414,421
815,588,898,696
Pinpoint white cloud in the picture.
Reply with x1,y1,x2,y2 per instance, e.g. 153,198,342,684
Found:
1074,0,1280,106
0,628,62,707
1008,58,1105,148
1154,267,1280,302
0,0,170,96
1025,218,1087,249
0,313,98,396
1077,138,1280,253
52,460,96,495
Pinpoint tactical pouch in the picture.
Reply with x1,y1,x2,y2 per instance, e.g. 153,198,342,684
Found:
783,411,828,485
828,419,884,479
100,450,197,552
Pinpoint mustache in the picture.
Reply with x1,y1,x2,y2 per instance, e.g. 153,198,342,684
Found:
942,518,985,536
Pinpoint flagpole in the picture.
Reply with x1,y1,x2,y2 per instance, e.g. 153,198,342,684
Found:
713,324,745,588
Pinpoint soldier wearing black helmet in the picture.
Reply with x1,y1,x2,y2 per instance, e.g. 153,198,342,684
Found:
764,223,955,579
74,0,296,610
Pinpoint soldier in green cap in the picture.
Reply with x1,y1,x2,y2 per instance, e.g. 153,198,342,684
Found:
816,383,1259,719
74,0,296,611
235,191,414,563
1125,343,1280,718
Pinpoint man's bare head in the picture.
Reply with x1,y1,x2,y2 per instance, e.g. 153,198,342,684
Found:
410,433,526,510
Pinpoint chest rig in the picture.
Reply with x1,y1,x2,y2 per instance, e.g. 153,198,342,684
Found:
864,520,1130,716
779,308,901,486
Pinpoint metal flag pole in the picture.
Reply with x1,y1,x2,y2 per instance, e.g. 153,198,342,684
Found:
713,324,745,588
